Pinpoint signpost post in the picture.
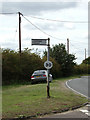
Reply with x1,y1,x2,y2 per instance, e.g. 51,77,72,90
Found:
47,38,50,98
31,38,52,98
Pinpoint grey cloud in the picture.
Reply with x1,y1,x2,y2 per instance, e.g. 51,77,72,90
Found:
2,2,78,15
2,42,18,50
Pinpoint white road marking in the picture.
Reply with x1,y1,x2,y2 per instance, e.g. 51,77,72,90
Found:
80,108,90,116
86,112,90,116
66,79,89,99
80,110,88,113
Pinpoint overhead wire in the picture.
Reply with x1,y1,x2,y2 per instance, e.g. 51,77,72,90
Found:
0,12,18,15
70,42,87,54
70,42,82,50
0,12,88,42
21,13,88,56
22,14,65,41
30,15,88,23
0,12,88,23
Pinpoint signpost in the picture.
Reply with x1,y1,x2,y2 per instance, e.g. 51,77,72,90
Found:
31,38,52,98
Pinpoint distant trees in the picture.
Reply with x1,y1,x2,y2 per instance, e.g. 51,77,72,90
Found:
74,57,90,75
74,64,88,75
82,57,90,64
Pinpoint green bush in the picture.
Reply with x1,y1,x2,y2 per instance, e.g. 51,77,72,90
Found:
2,48,44,85
74,64,88,75
88,64,90,74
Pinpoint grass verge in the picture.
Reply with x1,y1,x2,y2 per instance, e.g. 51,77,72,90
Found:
2,76,88,119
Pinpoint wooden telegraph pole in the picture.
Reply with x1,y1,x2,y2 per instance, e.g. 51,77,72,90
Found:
18,12,21,54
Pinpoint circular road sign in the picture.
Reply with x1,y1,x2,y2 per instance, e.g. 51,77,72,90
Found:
44,61,53,69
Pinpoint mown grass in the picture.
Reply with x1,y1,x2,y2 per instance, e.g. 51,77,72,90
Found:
2,76,88,119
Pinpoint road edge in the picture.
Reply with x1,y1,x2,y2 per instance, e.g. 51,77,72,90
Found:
65,79,88,99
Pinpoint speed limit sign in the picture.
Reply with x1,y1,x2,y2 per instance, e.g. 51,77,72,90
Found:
44,61,53,69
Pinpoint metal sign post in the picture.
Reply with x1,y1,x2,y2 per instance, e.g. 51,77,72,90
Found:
31,38,52,98
47,38,50,98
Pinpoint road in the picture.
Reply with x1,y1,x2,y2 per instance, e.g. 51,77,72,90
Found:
66,76,89,98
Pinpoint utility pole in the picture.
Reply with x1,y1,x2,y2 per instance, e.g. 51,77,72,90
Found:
85,48,86,59
67,38,69,54
18,12,21,54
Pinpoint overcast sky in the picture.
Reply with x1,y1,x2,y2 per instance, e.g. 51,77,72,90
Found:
0,0,89,64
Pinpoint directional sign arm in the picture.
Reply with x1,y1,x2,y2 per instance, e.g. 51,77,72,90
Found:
31,39,48,45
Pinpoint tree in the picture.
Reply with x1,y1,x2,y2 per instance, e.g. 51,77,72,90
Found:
82,57,90,64
43,43,76,76
78,56,90,74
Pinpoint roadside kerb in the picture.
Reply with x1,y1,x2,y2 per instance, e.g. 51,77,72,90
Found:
2,102,88,120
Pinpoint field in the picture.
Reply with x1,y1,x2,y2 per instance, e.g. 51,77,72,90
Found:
2,76,88,119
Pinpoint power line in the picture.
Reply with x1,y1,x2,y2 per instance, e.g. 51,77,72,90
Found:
30,15,88,23
21,14,88,54
22,15,65,41
0,12,18,15
0,12,88,23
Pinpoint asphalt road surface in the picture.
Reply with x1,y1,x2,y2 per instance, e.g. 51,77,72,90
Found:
66,76,89,98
